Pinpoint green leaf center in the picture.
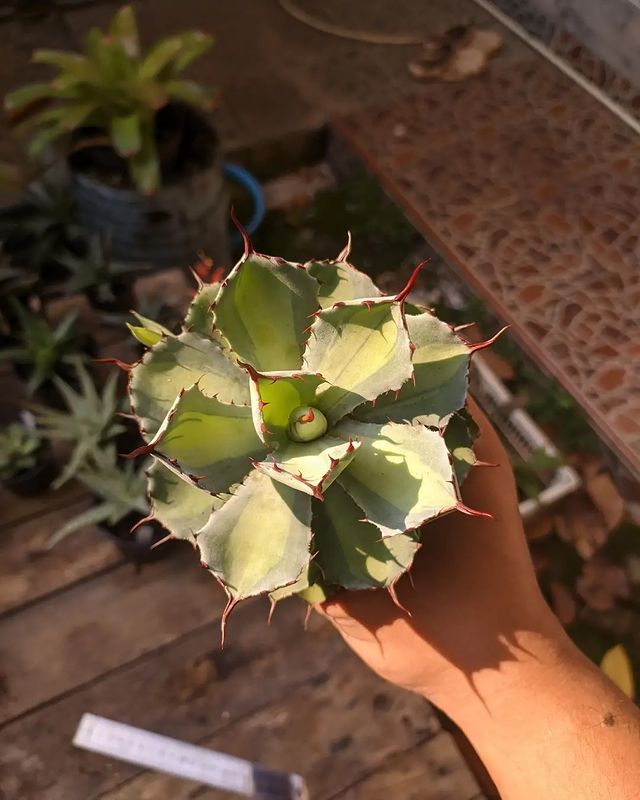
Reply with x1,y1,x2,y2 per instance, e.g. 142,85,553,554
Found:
288,406,327,443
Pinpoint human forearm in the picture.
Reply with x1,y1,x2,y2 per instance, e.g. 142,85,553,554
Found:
433,621,640,800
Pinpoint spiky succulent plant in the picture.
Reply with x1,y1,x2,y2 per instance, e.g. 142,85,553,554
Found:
123,229,501,639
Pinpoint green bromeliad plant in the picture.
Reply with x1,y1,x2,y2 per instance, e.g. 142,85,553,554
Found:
122,229,502,640
4,5,215,194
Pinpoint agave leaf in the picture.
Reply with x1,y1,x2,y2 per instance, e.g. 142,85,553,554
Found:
196,469,312,607
303,297,413,425
356,313,469,425
183,282,221,338
171,33,214,73
306,258,381,309
130,311,173,338
335,419,457,537
127,323,162,348
32,50,94,79
4,83,61,112
213,254,319,371
443,407,480,485
142,385,265,494
269,562,329,604
254,436,360,498
148,460,224,543
140,33,211,80
244,367,326,445
111,112,142,157
313,483,420,589
129,331,249,439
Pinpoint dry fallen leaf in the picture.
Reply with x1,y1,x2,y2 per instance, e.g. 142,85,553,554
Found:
576,558,631,611
586,471,625,532
555,494,609,559
478,350,515,382
600,644,635,700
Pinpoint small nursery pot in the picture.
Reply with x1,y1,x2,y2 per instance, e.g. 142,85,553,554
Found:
85,277,137,314
3,446,57,496
103,512,180,564
69,105,230,268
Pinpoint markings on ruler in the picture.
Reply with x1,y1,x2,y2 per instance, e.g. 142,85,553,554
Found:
73,713,309,800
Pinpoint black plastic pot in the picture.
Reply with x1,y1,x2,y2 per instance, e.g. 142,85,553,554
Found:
103,512,181,564
85,277,137,314
3,448,57,496
69,105,230,268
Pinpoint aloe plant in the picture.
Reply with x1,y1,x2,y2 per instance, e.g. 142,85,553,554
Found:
5,5,215,194
0,301,85,394
32,360,125,487
123,231,502,639
0,422,42,480
48,446,148,548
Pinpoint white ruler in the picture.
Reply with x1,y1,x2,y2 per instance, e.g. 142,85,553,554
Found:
73,713,308,800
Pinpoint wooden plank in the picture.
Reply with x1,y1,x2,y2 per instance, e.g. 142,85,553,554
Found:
333,733,480,800
0,598,323,800
0,478,86,533
0,495,122,616
97,643,441,800
0,546,227,724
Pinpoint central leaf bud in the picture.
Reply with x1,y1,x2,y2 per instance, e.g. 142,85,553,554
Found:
288,405,328,443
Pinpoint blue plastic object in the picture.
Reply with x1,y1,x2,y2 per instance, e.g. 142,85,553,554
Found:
223,162,265,245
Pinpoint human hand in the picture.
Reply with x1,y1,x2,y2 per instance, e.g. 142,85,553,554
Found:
320,397,565,716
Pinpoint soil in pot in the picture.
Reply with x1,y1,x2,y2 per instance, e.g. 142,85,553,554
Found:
105,512,182,564
69,102,218,188
3,446,57,496
85,277,137,314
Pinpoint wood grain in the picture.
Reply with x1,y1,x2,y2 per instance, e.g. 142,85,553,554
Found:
0,494,122,616
0,545,222,724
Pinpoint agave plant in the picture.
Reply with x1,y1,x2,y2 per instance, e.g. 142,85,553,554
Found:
4,5,216,194
32,360,125,487
122,230,502,639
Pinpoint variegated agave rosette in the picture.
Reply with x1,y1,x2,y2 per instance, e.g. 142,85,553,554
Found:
123,227,503,640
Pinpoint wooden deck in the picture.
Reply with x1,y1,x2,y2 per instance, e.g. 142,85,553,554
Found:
0,274,484,800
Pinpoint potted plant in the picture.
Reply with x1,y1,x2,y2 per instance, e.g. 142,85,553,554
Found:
58,234,139,313
0,300,92,401
5,5,230,267
0,167,83,292
117,233,501,642
31,360,127,487
48,446,176,563
0,420,57,496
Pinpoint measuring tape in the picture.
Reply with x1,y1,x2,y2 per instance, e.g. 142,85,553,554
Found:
73,713,309,800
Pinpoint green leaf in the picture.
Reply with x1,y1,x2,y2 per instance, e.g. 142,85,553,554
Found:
144,384,265,494
213,253,319,371
129,331,249,439
171,32,213,73
303,297,413,425
355,312,470,425
27,123,66,159
313,483,420,589
47,502,112,548
148,460,223,543
335,419,458,537
129,137,160,194
111,112,142,157
244,367,326,446
165,79,217,110
196,469,312,608
127,323,162,348
32,50,94,78
4,83,59,112
140,33,211,80
254,436,360,497
184,282,221,338
443,407,479,486
306,255,381,309
108,5,140,58
130,311,173,338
